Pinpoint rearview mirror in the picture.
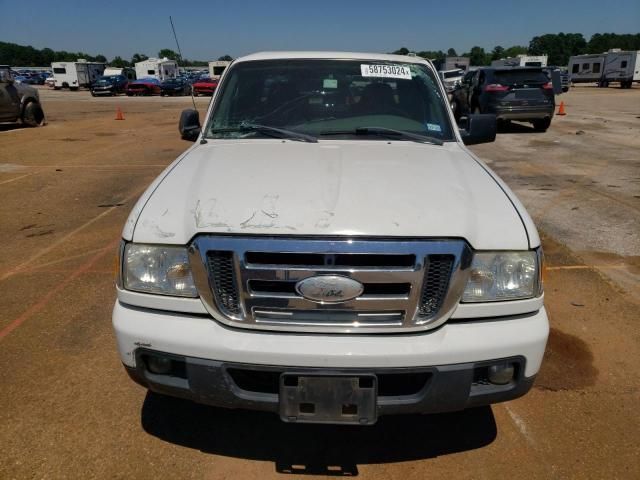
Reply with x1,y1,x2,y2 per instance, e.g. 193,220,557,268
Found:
459,114,497,145
179,109,201,141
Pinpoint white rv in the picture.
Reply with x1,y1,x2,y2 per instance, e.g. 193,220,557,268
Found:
134,58,178,81
104,67,137,81
208,60,231,80
444,56,470,72
568,53,605,84
491,55,548,68
51,60,105,90
602,50,640,88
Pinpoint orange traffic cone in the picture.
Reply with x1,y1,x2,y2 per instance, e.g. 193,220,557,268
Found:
557,101,566,116
115,107,125,120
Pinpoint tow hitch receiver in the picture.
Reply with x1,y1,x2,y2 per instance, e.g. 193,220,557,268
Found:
279,373,377,425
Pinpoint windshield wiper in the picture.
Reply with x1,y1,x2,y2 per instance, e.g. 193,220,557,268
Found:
210,122,317,143
319,126,443,145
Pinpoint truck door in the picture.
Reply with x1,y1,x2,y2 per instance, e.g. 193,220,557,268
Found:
77,64,89,87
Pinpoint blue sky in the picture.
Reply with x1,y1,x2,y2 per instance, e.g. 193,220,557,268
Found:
1,0,638,60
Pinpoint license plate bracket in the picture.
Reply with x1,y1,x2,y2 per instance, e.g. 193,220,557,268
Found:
279,373,377,425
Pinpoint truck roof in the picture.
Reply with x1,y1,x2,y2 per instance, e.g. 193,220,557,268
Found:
235,51,432,65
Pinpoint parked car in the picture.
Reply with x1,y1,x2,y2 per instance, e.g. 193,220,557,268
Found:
126,77,161,96
160,78,191,96
90,75,128,96
12,75,32,84
114,51,548,426
29,73,46,85
0,65,46,126
192,77,218,96
451,67,555,131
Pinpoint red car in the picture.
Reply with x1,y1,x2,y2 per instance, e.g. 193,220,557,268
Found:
192,77,218,96
126,78,161,96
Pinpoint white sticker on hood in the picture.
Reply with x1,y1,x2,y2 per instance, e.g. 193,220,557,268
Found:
361,64,412,79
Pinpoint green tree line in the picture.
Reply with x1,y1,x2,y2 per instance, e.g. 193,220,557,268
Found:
393,32,640,66
0,42,230,67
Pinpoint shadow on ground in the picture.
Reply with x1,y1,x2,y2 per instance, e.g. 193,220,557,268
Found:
497,121,542,134
0,124,27,132
141,392,496,476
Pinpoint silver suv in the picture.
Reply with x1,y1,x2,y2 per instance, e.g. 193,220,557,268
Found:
0,66,45,127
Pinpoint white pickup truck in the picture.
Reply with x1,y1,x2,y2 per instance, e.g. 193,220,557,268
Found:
113,51,548,425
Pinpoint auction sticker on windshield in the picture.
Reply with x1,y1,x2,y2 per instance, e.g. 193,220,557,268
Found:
361,64,412,79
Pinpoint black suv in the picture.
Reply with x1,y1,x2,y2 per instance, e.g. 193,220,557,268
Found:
90,75,128,96
451,67,555,131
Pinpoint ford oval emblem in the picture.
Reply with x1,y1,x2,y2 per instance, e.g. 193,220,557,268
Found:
295,275,364,304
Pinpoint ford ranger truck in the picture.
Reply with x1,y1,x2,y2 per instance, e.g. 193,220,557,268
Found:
113,52,548,425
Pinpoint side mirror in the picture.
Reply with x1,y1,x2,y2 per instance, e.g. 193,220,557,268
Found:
179,109,201,141
459,114,497,145
0,70,14,84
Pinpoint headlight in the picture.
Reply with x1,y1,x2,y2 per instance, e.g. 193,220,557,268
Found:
123,244,197,297
462,251,540,302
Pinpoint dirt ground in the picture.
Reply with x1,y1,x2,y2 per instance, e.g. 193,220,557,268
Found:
1,85,639,479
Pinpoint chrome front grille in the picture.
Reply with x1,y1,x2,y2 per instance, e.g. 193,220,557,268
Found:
189,237,472,333
206,251,241,315
418,255,455,318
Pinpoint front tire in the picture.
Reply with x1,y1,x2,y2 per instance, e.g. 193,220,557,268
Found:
22,102,45,127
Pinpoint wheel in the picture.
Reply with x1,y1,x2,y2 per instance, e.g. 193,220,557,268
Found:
126,92,133,97
90,91,96,97
532,118,551,132
22,102,45,127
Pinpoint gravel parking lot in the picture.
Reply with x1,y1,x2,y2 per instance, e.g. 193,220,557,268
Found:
1,86,638,479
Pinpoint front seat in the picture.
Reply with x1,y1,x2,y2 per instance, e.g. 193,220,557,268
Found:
355,82,396,115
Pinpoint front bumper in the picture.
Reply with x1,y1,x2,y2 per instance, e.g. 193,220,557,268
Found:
113,301,548,417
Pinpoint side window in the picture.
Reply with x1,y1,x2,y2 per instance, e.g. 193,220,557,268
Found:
572,64,579,74
477,71,485,85
582,63,589,71
621,60,627,68
147,69,155,75
593,63,601,73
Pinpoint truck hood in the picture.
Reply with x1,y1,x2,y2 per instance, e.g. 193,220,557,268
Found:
130,141,529,249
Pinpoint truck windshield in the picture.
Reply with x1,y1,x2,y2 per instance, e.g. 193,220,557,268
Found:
206,59,454,141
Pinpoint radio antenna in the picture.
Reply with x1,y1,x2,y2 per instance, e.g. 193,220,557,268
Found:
169,16,197,110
